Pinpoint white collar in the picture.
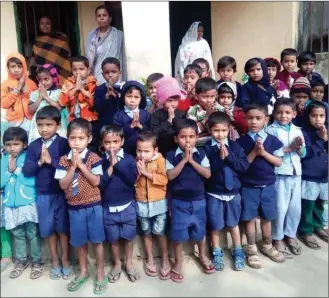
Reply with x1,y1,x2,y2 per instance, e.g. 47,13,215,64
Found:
105,148,124,160
175,146,199,157
42,134,57,145
248,129,267,140
211,137,229,147
67,148,88,160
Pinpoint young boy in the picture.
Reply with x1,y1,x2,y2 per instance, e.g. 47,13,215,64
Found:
145,73,164,113
193,58,211,78
266,98,306,259
237,104,285,269
310,78,326,103
22,106,72,279
98,124,139,283
277,48,299,90
187,77,223,147
135,132,170,279
204,112,249,271
55,119,106,294
297,51,324,82
150,76,185,155
166,119,214,283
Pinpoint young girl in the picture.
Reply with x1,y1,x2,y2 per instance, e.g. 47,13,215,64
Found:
28,64,68,143
1,127,43,279
298,102,328,248
113,81,150,156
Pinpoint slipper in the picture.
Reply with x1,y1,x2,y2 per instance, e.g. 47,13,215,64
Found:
50,266,62,280
108,267,122,283
298,235,321,250
0,260,12,272
62,266,74,280
93,278,108,295
159,266,171,280
67,274,90,292
144,262,158,277
277,246,294,259
170,269,184,283
260,245,285,263
200,259,215,274
9,263,29,279
286,240,303,255
30,264,43,279
246,245,262,269
126,267,140,283
315,229,329,243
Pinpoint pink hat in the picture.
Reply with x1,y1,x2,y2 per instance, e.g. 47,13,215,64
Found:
156,76,181,104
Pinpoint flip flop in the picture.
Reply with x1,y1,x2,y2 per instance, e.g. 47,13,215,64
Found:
67,274,90,292
159,266,171,280
170,269,184,283
286,240,303,255
200,259,215,274
108,267,122,283
314,229,329,243
30,264,43,279
126,267,140,283
62,266,74,280
298,235,321,250
93,278,108,295
277,246,294,259
50,266,62,280
144,262,158,277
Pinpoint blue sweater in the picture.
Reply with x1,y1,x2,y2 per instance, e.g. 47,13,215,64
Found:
237,134,283,186
99,153,138,208
204,140,249,195
23,135,70,195
166,148,207,201
113,109,150,155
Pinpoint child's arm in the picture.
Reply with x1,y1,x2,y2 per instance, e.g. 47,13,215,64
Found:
22,146,41,177
80,82,97,108
115,159,138,187
0,83,20,109
58,166,76,191
60,80,77,107
0,156,12,188
189,152,211,179
75,153,101,187
224,144,250,173
137,158,168,186
236,85,252,110
166,158,187,181
260,150,282,167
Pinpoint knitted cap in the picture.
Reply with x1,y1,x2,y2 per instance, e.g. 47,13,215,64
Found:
156,76,181,104
290,77,311,96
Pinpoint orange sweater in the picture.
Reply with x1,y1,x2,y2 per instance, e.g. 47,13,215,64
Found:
135,153,168,203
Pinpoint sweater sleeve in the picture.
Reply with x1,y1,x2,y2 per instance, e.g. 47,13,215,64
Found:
225,142,250,173
1,83,19,109
16,155,36,187
59,80,75,107
237,84,252,110
152,157,168,186
94,86,108,113
302,131,315,159
141,111,150,131
114,158,138,187
22,144,41,177
112,111,122,127
0,156,12,188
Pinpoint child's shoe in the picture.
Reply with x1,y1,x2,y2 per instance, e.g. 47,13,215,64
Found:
232,246,245,271
246,244,262,269
212,247,224,271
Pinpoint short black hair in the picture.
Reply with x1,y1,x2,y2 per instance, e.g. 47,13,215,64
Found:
280,48,298,61
207,111,231,129
265,58,280,69
298,51,316,68
70,56,89,68
311,78,325,89
195,77,217,94
175,119,198,136
193,58,210,71
245,58,261,73
3,127,28,144
137,131,158,149
217,83,234,97
146,73,164,86
217,56,237,72
100,124,124,141
101,57,120,70
246,103,268,116
274,97,296,112
36,66,51,77
36,106,61,124
67,118,92,137
95,4,112,16
7,57,23,68
184,64,202,78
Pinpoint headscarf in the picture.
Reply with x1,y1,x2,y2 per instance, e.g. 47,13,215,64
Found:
244,57,270,88
5,53,28,88
119,81,147,110
302,101,328,132
36,64,60,90
217,81,237,115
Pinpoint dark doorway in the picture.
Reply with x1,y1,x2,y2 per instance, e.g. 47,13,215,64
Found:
169,1,212,76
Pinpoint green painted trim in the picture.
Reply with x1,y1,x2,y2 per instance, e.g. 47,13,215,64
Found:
13,1,23,54
72,2,81,55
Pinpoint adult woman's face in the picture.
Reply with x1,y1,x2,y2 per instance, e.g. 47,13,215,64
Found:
95,8,111,28
197,25,204,41
39,17,52,34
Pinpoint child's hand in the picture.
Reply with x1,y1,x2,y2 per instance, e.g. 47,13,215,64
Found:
107,79,116,97
18,75,26,91
256,139,266,156
219,142,229,160
206,103,215,116
137,159,147,176
318,125,328,142
110,150,118,166
8,155,16,173
297,102,305,114
76,74,82,91
290,136,303,151
131,112,139,128
42,145,52,164
188,147,194,163
183,146,190,163
168,107,175,123
39,84,47,98
73,149,83,168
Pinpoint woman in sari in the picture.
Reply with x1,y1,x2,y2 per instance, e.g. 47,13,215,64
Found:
86,5,127,84
174,21,215,85
30,16,71,86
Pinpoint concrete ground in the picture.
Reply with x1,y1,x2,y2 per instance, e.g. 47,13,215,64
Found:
1,243,328,297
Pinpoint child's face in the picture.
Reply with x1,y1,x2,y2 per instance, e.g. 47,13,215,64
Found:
311,86,324,102
309,107,326,129
37,72,54,90
174,128,198,151
102,63,121,85
37,119,60,141
148,81,158,102
248,63,263,82
124,90,141,110
4,139,26,158
196,89,217,110
218,66,234,82
8,62,23,80
292,92,309,106
281,55,297,73
218,92,233,108
197,63,210,78
183,71,199,91
101,133,124,155
267,66,277,81
209,123,229,143
136,140,158,162
163,96,179,111
300,61,315,75
72,62,90,80
246,109,269,133
274,105,297,126
68,129,92,153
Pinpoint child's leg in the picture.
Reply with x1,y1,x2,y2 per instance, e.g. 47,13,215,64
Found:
59,233,71,268
124,240,140,282
48,234,60,268
143,235,157,276
111,241,122,270
172,242,183,282
197,237,215,273
210,230,224,271
94,243,105,281
26,222,43,279
245,219,262,269
229,226,245,271
157,235,170,276
313,199,328,242
1,227,12,261
77,245,89,277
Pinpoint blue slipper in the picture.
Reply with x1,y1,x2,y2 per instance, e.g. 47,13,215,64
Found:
50,266,62,280
212,247,224,271
62,266,74,280
232,247,245,271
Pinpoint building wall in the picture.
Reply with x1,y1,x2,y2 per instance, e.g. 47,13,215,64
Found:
211,2,299,82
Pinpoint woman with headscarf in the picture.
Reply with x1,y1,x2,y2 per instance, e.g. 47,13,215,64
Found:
30,16,71,86
174,22,215,85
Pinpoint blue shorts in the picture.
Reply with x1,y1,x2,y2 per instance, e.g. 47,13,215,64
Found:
68,205,105,247
170,199,206,243
36,193,69,238
138,213,167,236
241,184,277,221
103,202,137,243
206,193,241,231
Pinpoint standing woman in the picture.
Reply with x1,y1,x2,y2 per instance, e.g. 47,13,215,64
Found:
86,5,127,84
174,22,215,85
30,16,71,86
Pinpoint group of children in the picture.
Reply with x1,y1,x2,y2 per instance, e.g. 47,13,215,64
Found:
0,47,327,293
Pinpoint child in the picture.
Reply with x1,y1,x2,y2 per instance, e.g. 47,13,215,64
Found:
237,104,285,269
298,102,328,248
178,64,202,112
266,98,306,259
55,119,106,294
150,76,186,155
22,106,72,280
204,112,249,271
297,51,324,82
237,58,276,115
193,58,211,78
145,73,164,113
1,53,37,133
310,78,326,103
135,132,170,279
28,64,67,143
187,77,224,147
166,119,215,283
98,125,139,283
113,81,150,156
1,127,43,279
277,48,299,90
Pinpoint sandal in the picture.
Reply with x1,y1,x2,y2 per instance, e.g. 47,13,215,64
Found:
298,235,321,250
30,264,43,279
93,278,108,295
62,266,74,280
212,247,224,271
108,267,122,283
315,229,329,243
50,266,62,280
232,247,246,271
125,267,140,283
144,262,158,277
67,274,90,292
9,263,29,279
159,265,171,280
286,240,303,255
200,258,215,274
246,245,262,269
170,269,184,283
277,246,294,259
260,245,285,263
